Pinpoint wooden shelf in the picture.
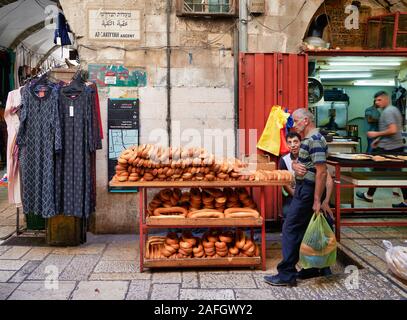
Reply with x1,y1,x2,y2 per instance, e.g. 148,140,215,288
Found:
145,217,263,227
144,257,261,268
110,180,290,188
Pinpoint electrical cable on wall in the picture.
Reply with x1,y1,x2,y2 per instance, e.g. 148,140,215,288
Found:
323,1,335,49
246,0,307,33
78,44,232,52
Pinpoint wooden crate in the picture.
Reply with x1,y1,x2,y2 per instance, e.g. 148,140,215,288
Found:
46,215,83,246
244,154,276,171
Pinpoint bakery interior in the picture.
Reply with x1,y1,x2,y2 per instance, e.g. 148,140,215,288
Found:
308,55,407,155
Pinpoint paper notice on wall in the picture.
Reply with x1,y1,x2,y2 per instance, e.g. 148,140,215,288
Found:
108,87,139,99
88,9,141,41
105,76,117,85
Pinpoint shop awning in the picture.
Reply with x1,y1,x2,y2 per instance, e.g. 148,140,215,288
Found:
0,0,69,64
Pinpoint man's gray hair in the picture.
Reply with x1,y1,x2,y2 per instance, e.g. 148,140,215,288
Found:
292,108,315,123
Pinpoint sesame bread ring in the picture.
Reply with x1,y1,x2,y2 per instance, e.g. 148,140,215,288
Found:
219,235,233,243
207,234,218,243
161,247,173,258
193,245,204,254
178,248,192,256
169,243,180,250
202,240,215,249
242,240,254,251
180,241,193,250
165,233,179,244
182,237,197,247
153,207,187,216
164,244,177,255
215,241,227,249
160,189,173,201
244,244,256,255
235,230,246,249
217,250,228,257
118,158,128,165
194,251,204,258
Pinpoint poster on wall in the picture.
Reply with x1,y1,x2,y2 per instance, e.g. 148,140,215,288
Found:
108,98,139,192
88,64,147,87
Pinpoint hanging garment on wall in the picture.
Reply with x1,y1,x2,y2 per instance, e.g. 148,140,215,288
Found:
4,87,23,206
17,81,62,218
89,82,104,140
55,82,102,218
54,12,72,47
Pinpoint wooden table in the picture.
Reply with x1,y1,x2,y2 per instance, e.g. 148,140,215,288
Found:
327,157,407,241
109,180,290,272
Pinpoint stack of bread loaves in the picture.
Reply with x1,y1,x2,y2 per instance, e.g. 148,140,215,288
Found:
112,144,293,183
154,230,260,259
147,187,260,218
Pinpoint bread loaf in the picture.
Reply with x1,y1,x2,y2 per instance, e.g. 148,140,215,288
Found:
153,207,187,217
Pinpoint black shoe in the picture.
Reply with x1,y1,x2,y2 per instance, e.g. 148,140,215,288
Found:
264,275,297,287
319,268,332,277
296,269,321,281
392,202,407,208
356,191,373,203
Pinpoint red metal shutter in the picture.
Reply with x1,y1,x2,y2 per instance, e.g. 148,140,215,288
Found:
239,52,308,220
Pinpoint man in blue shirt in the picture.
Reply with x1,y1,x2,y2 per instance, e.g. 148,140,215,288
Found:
264,108,331,287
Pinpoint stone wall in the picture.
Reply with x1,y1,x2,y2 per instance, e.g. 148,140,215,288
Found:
247,0,324,52
59,0,401,234
60,0,236,233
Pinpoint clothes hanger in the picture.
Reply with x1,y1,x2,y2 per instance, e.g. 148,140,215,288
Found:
62,69,84,96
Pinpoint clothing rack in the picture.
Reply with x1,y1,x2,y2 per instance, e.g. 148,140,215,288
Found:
13,69,95,244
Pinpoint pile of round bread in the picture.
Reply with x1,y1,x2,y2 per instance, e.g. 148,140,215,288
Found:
145,236,166,260
154,230,260,259
148,187,260,219
112,144,293,183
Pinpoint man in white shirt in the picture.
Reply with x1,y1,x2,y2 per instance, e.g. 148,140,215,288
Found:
279,132,334,220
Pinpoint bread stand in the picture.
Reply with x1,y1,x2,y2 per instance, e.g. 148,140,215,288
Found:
109,180,290,272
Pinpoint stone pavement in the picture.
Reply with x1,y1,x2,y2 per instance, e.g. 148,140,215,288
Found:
0,233,406,300
0,178,406,300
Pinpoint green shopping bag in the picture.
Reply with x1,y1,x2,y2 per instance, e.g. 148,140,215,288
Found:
299,212,337,269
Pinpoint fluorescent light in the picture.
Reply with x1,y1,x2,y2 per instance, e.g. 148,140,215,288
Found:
319,68,371,74
320,73,372,79
329,62,401,66
354,79,396,86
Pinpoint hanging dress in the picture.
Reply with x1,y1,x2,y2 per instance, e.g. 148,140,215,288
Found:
57,84,102,218
17,83,62,218
4,88,23,206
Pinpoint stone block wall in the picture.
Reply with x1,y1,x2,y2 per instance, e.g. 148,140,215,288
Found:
59,0,394,233
60,0,236,233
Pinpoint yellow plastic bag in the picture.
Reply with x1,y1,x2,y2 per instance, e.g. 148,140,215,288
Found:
257,106,290,156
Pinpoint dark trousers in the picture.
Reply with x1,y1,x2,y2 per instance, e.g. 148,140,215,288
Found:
277,180,332,282
367,147,407,200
